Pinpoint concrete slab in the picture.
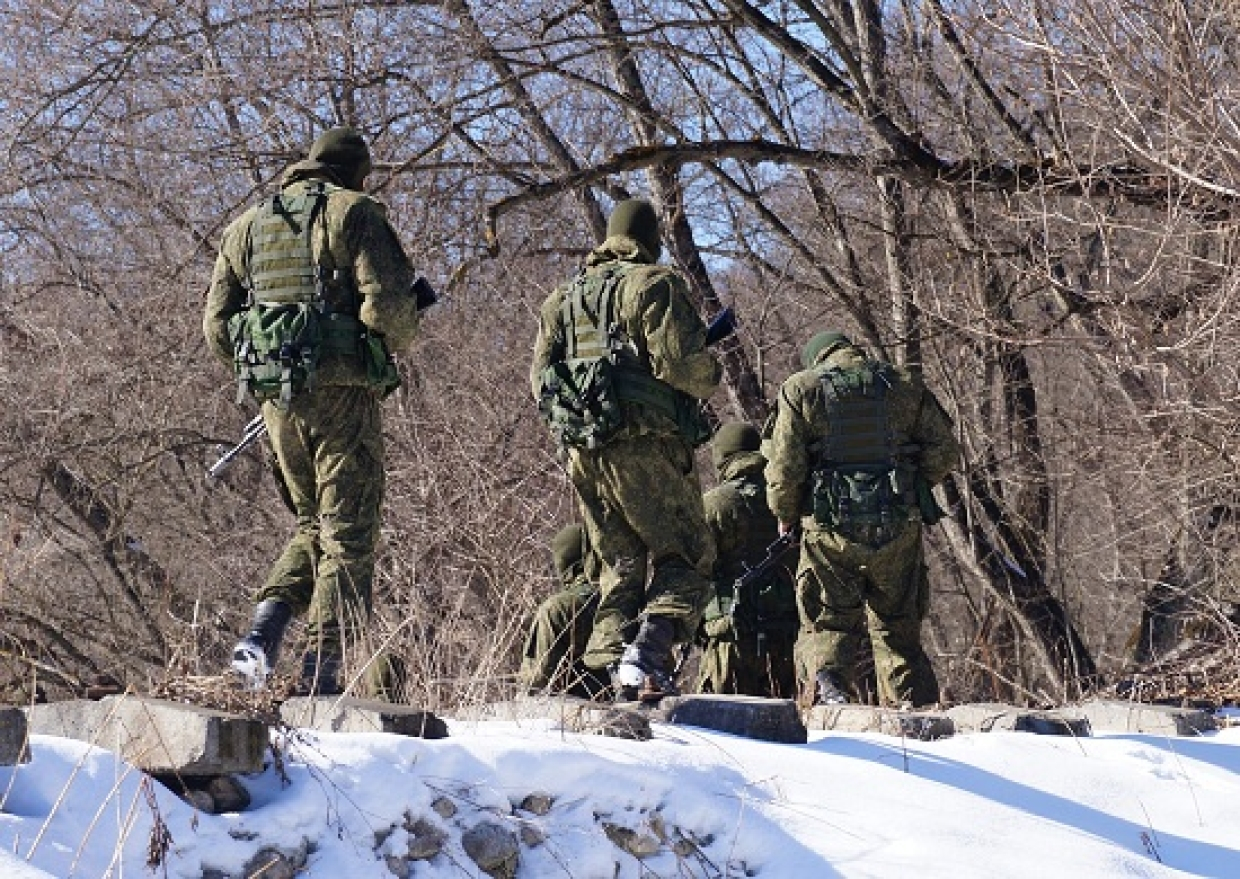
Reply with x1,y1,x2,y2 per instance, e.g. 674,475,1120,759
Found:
1074,700,1218,736
0,706,30,765
657,694,808,744
25,696,267,775
281,697,448,739
947,703,1091,737
805,704,955,740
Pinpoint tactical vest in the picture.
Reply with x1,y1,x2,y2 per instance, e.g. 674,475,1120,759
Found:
810,360,916,543
229,182,393,407
538,265,707,448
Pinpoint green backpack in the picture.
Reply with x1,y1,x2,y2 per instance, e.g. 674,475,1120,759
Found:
229,182,398,408
538,266,710,449
810,361,916,543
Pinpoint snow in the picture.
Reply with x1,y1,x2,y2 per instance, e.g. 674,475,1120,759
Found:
2,710,1239,878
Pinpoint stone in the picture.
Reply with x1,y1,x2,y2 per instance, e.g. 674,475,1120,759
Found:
518,792,553,816
280,696,448,739
25,696,267,775
461,820,519,879
1074,700,1218,736
181,788,215,813
384,854,410,878
566,706,652,741
519,823,546,847
243,848,295,879
0,707,30,766
658,695,808,744
947,703,1091,736
206,775,251,812
403,817,446,861
603,823,662,858
431,796,457,819
804,704,955,740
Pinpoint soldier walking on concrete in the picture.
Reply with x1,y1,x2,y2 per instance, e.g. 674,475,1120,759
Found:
765,332,958,707
698,423,799,699
531,198,721,702
519,524,607,700
205,126,425,695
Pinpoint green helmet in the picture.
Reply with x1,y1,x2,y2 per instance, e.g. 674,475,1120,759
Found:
308,126,372,190
551,524,586,577
606,198,661,260
802,330,852,369
711,422,762,472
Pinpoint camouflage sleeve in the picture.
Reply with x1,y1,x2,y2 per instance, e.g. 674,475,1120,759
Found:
636,270,721,400
529,288,567,400
764,380,812,524
911,387,959,487
702,489,735,581
202,212,252,368
348,198,421,355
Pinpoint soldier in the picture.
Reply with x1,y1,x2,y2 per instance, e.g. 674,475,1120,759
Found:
519,524,607,700
697,423,799,699
765,331,958,708
531,198,721,702
204,126,424,695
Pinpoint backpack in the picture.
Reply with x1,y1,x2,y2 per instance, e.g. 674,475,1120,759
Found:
537,265,710,449
810,360,916,544
228,182,399,407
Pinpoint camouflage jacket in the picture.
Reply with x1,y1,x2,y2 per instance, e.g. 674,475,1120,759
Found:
204,165,421,387
529,235,721,438
765,346,959,527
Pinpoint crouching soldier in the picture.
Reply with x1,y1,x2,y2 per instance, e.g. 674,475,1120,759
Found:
697,423,799,699
519,524,608,700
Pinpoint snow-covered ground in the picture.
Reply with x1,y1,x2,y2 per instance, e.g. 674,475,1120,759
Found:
2,709,1239,878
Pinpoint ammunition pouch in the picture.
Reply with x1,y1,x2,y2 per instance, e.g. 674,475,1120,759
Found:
537,357,624,449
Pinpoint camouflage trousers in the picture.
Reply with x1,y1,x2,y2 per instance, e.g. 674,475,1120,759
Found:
794,520,939,707
254,386,385,648
569,432,715,669
519,579,604,698
697,620,798,699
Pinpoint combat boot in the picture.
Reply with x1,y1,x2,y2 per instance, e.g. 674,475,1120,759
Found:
297,645,344,697
231,600,293,688
615,615,679,703
814,669,850,706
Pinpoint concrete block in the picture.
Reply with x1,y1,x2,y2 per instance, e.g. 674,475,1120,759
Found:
25,696,267,776
450,697,652,740
805,704,954,740
1074,700,1217,736
281,697,448,739
0,706,30,766
947,703,1091,737
658,694,808,744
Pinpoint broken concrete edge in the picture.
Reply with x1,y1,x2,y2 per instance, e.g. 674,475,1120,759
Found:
0,706,31,766
278,696,449,739
23,694,268,776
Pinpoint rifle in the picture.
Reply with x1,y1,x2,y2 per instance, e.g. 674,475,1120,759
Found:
729,528,800,624
207,414,267,479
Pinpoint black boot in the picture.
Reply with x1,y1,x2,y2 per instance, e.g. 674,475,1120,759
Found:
297,645,344,697
814,669,850,706
616,616,679,703
232,600,293,687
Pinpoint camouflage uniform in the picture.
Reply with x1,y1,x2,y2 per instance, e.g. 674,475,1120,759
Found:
205,128,422,687
766,334,958,707
530,201,720,687
697,426,799,698
519,524,606,699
